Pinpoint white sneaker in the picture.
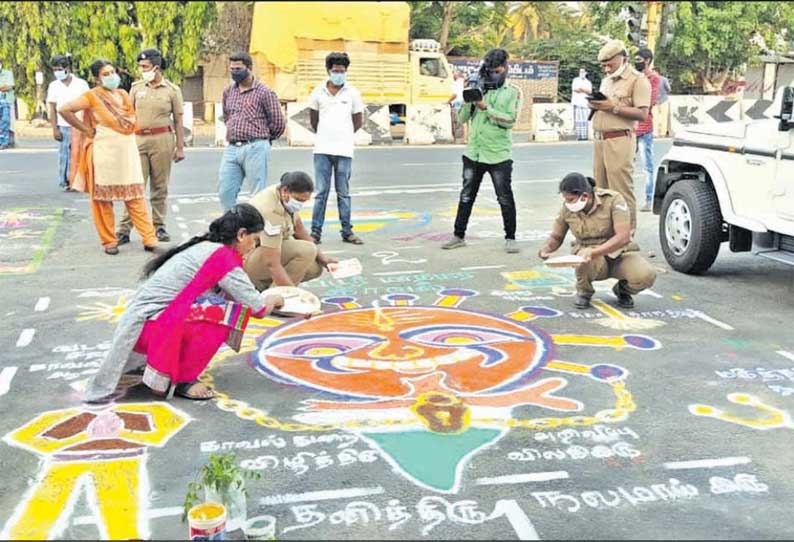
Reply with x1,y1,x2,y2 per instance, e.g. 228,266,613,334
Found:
505,239,520,254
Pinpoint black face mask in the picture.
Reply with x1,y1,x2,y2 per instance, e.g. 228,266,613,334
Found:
231,68,249,83
634,61,646,72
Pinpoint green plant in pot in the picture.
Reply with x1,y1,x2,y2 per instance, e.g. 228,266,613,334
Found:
183,452,261,532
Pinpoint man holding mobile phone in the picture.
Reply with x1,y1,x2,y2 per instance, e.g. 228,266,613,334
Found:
442,48,522,254
588,39,651,229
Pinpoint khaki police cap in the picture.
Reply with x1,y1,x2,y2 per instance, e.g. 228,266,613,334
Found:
598,39,627,62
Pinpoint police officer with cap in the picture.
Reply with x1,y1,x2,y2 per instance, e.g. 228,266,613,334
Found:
588,39,651,229
538,172,656,309
117,48,185,245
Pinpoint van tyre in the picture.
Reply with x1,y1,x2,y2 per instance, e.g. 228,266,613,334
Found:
659,179,722,274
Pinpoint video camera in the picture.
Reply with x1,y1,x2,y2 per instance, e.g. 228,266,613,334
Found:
462,66,502,103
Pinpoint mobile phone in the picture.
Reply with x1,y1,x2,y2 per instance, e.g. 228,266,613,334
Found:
586,91,608,101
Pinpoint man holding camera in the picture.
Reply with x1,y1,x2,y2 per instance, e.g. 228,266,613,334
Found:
588,39,651,229
442,48,522,254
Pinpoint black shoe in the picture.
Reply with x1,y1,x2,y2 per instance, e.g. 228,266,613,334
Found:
117,232,130,245
342,233,364,245
311,233,321,245
574,294,592,309
156,227,171,242
612,282,635,308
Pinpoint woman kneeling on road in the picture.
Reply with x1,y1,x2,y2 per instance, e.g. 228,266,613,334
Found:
85,204,284,403
538,172,656,309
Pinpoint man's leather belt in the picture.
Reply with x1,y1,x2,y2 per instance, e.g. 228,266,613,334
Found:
135,126,173,136
229,139,264,146
593,129,631,140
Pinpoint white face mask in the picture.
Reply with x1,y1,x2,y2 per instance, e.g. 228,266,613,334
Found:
564,196,588,213
284,197,303,214
608,59,627,79
142,69,156,83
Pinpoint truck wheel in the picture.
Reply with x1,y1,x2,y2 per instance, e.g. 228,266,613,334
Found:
659,178,723,274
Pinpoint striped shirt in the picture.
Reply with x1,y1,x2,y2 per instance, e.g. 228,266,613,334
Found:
222,79,285,142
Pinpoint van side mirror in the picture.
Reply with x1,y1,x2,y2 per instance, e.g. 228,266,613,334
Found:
776,87,794,131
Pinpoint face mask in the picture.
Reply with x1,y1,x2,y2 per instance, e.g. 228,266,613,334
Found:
231,68,249,83
142,69,156,83
284,197,303,214
608,60,627,79
490,70,506,87
634,61,646,72
579,71,586,78
54,69,68,81
101,73,121,90
329,72,346,86
564,196,588,213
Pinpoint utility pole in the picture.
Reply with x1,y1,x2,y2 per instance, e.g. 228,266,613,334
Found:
646,1,663,53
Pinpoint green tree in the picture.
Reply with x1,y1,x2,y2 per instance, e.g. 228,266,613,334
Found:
409,1,506,56
0,1,216,108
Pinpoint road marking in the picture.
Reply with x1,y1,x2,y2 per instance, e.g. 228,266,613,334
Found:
640,289,663,299
461,265,506,271
690,310,734,330
34,297,50,312
178,223,188,230
74,506,184,525
475,471,569,486
777,350,794,362
0,367,18,396
663,456,751,470
491,499,540,540
171,204,180,213
372,270,426,276
16,329,35,348
259,486,384,506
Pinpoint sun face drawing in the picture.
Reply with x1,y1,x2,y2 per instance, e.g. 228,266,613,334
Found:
77,297,129,324
205,289,659,493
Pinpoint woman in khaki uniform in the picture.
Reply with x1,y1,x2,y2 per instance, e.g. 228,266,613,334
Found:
538,172,656,309
117,49,185,245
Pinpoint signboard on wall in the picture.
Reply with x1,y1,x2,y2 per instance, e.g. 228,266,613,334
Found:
447,58,559,81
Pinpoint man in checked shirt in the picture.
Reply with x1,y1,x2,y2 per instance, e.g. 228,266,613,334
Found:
217,51,286,210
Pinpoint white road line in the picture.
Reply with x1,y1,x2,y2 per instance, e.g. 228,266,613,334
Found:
171,204,180,213
15,329,35,348
663,456,751,470
690,310,734,330
178,223,188,230
34,297,51,311
372,270,426,276
0,367,18,396
396,245,424,250
260,486,384,506
639,289,663,299
777,351,794,362
461,265,506,271
475,471,569,486
74,506,184,525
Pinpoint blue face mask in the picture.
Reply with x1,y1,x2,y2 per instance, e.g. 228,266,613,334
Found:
284,197,303,215
329,72,346,86
54,69,68,81
102,73,121,90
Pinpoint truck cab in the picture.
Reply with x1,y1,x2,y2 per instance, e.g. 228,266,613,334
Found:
409,39,455,104
653,87,794,273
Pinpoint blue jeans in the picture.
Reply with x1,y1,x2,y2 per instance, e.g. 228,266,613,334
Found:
637,132,654,204
217,140,270,210
57,126,72,187
311,154,353,238
0,99,9,146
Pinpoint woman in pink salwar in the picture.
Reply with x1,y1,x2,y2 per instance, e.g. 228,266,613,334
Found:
85,204,284,403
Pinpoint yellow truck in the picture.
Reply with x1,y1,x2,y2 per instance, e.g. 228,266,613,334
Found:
249,1,455,105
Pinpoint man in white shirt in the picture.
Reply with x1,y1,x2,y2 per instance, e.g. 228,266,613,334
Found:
571,68,593,141
46,54,89,191
308,52,365,245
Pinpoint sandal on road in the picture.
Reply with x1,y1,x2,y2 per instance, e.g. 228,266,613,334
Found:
173,381,216,400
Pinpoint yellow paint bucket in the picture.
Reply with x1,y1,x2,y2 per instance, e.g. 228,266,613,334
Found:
188,502,227,540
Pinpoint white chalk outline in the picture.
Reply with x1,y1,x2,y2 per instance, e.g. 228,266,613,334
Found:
663,456,751,470
475,471,570,486
16,328,35,348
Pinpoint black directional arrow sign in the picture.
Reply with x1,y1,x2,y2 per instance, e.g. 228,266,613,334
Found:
744,99,773,120
706,100,736,122
290,105,313,132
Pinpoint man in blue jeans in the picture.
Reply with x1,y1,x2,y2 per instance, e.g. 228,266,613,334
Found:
634,48,661,212
217,51,285,211
308,52,365,245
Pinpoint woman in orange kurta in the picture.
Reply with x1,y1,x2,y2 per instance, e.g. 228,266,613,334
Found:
60,59,157,255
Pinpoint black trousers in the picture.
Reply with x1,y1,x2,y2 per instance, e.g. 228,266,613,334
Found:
453,155,516,240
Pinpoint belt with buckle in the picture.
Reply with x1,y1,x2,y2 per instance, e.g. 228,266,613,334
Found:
135,126,173,136
594,129,631,140
229,138,263,146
